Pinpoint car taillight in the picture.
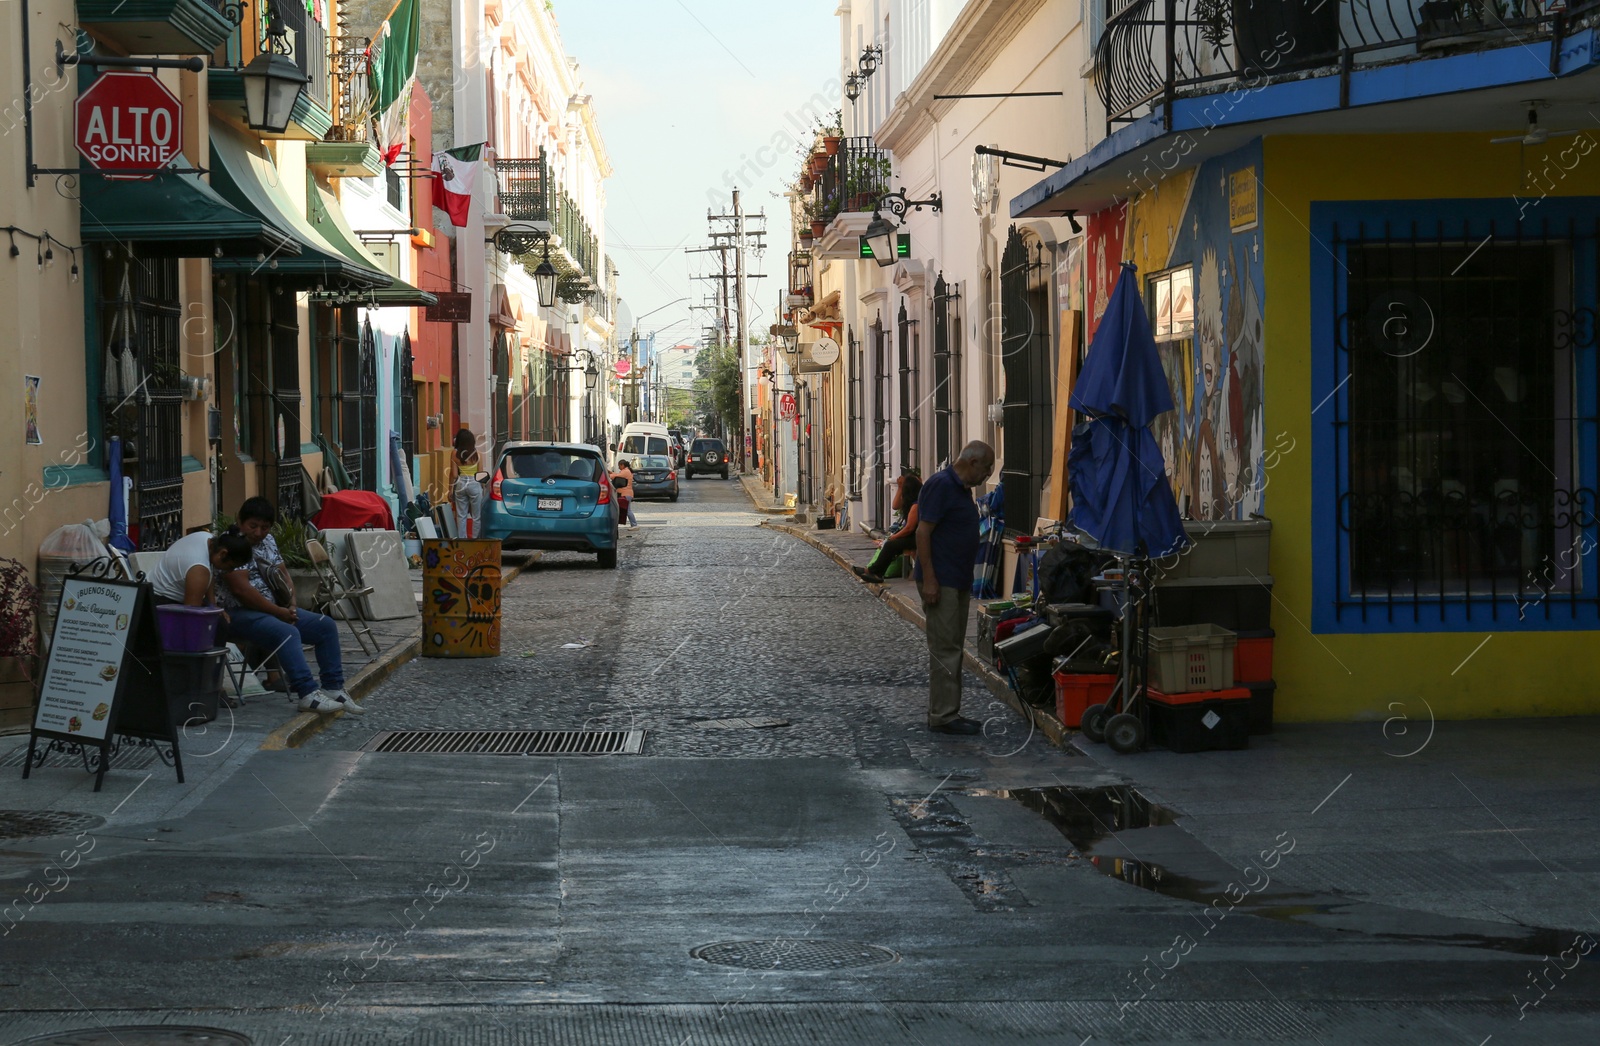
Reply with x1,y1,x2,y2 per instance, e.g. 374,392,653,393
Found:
668,470,677,480
597,478,612,505
490,469,503,501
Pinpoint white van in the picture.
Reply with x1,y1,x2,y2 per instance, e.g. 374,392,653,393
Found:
613,423,671,468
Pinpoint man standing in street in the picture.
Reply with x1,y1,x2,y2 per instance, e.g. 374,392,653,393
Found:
915,441,996,735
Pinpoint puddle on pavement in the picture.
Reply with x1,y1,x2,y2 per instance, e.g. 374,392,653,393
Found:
970,784,1584,956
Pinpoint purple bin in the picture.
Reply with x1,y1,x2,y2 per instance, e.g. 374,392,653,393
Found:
155,605,223,652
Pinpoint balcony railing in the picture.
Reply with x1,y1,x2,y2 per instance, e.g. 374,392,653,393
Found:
554,190,599,281
1096,0,1579,132
327,36,371,142
281,0,329,111
788,250,814,299
815,136,893,223
495,154,553,223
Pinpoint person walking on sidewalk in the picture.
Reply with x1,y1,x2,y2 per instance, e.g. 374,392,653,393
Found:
853,472,922,583
916,441,995,736
220,497,362,717
450,428,485,538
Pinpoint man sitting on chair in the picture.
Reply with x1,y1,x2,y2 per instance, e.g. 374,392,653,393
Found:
221,497,361,717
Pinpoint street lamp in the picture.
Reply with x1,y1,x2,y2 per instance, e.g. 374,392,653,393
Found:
584,358,599,390
240,14,307,134
533,243,558,309
864,187,944,269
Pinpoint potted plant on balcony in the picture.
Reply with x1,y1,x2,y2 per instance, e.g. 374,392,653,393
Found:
1231,0,1341,73
822,110,843,156
845,156,892,212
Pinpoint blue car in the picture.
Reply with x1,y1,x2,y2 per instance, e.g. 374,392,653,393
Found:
482,442,619,568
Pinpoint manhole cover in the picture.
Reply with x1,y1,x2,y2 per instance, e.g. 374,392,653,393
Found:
11,1027,251,1045
691,939,899,971
0,810,106,840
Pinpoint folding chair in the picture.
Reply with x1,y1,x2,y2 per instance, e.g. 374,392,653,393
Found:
305,538,380,655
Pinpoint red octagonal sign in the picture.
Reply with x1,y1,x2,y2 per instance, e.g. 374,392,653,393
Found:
75,72,183,173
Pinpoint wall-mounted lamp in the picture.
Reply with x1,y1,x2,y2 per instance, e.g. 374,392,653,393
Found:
863,187,942,269
857,45,882,79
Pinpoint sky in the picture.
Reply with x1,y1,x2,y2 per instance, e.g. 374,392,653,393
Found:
551,1,839,354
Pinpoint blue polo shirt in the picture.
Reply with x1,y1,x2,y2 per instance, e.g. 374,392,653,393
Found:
915,466,980,589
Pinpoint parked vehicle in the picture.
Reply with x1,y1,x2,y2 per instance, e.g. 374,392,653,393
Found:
482,442,618,569
686,437,729,480
631,454,680,501
613,422,671,468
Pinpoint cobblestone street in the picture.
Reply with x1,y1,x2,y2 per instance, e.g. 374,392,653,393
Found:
305,476,1040,765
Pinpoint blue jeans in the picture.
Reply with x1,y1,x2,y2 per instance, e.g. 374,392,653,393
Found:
226,608,344,698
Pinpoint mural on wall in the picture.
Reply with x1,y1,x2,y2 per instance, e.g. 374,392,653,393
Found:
1082,140,1266,521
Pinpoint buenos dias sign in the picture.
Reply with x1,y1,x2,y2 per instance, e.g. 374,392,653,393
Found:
75,72,183,172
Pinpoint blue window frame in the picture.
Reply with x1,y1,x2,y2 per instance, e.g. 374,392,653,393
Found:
1311,199,1600,632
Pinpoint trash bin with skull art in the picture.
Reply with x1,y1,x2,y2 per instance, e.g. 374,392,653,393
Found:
421,539,502,657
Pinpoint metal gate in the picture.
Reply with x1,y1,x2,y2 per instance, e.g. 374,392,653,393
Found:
102,252,184,551
933,273,958,468
1000,227,1052,536
846,327,861,498
493,331,512,455
399,328,416,466
897,299,918,475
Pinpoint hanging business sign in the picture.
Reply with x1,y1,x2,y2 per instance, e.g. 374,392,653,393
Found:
75,72,183,174
425,293,473,323
778,392,797,421
808,336,840,367
614,358,632,378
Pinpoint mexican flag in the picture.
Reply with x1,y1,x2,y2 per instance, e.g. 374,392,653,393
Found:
366,0,420,165
432,143,484,227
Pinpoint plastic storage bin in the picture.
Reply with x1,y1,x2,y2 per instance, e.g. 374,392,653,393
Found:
1054,672,1117,728
1152,575,1273,632
1244,680,1275,735
1148,624,1237,693
162,649,226,725
1147,686,1251,752
995,621,1055,669
1234,629,1274,683
1155,519,1271,581
155,605,224,653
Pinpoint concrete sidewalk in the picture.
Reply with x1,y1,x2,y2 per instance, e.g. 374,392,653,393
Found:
764,513,1600,939
0,551,539,828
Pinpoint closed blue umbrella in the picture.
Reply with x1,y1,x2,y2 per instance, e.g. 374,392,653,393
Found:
107,436,135,553
1067,263,1187,558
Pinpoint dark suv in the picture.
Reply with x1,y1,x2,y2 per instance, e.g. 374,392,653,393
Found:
685,437,729,480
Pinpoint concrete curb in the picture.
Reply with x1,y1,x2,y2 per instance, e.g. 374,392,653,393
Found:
737,473,794,515
259,553,542,751
763,521,1070,747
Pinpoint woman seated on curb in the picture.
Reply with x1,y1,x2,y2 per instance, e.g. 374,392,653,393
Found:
148,530,253,607
220,496,362,718
853,472,923,584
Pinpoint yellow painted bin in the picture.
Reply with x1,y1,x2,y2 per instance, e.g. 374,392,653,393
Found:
421,539,503,658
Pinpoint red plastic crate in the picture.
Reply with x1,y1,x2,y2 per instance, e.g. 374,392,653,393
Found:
1233,632,1273,683
1054,672,1117,728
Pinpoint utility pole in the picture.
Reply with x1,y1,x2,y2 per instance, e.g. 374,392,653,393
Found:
699,190,765,472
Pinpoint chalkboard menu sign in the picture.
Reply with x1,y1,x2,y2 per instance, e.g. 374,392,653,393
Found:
23,575,181,792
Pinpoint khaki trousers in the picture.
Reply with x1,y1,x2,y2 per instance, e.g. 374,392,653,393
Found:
925,585,972,726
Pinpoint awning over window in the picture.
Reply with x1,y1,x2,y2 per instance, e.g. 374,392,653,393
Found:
207,124,389,291
77,170,299,259
306,178,438,308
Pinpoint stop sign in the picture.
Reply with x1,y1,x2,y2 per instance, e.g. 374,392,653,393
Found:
76,72,183,172
614,358,632,378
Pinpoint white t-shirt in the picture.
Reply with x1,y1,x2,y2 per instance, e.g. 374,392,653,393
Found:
149,531,214,603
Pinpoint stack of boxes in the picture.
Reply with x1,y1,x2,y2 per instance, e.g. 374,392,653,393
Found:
1151,519,1275,737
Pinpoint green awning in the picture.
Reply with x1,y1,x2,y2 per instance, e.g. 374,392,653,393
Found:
207,124,389,290
306,178,438,308
77,170,299,259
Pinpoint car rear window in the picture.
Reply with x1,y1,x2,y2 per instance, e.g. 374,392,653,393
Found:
692,439,724,452
620,435,649,456
647,437,669,454
500,449,600,481
637,456,672,469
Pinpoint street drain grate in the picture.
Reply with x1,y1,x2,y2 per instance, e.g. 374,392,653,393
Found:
695,717,791,729
0,745,159,771
12,1028,251,1045
691,939,899,972
0,810,106,840
364,729,645,755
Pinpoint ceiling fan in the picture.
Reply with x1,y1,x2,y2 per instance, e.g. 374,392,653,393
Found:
1491,105,1581,146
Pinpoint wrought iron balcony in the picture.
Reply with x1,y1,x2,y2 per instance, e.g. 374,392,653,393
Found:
788,250,814,300
495,154,553,223
326,35,371,143
1096,0,1575,132
813,137,893,224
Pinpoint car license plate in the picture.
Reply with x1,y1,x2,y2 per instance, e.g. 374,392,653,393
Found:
536,497,563,511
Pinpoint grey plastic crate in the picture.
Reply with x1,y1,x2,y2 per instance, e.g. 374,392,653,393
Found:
1156,518,1271,581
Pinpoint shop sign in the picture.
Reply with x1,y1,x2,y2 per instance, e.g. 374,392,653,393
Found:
1228,168,1258,232
75,72,183,174
425,293,473,323
27,577,181,791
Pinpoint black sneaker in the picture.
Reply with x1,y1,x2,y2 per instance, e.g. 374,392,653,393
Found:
852,565,885,584
929,717,983,735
